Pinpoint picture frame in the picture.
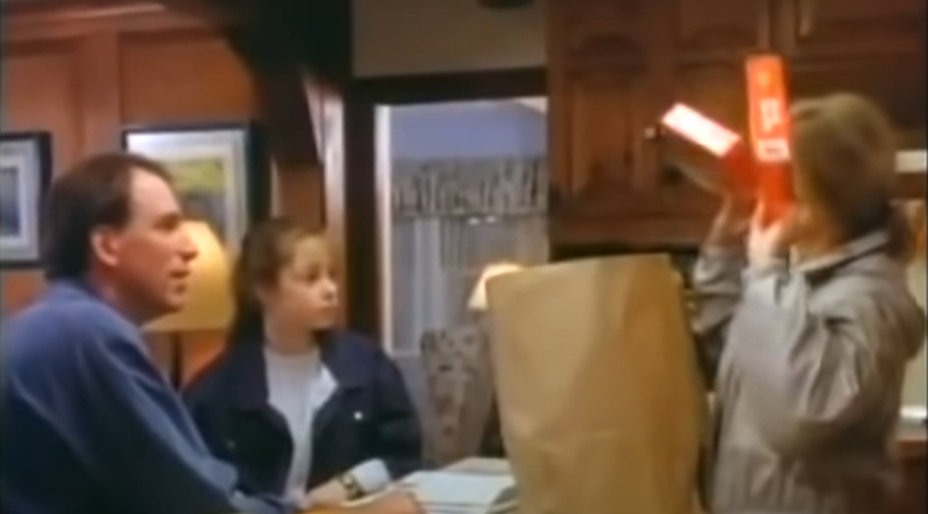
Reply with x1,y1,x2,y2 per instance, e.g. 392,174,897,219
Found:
0,131,53,269
121,123,270,250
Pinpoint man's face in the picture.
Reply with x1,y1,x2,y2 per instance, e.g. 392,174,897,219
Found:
92,169,198,322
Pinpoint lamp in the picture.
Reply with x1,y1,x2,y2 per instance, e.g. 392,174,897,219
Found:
468,261,526,311
145,221,233,388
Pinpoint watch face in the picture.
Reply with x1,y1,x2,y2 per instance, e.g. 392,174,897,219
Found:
339,474,363,499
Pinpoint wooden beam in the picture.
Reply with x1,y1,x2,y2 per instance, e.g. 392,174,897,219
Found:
218,0,351,167
163,0,355,327
223,25,321,169
219,0,357,328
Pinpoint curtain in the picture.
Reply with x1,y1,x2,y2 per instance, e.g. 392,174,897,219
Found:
387,156,550,439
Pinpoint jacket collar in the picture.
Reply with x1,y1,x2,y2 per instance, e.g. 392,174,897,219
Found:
47,278,104,304
223,331,366,412
45,279,141,332
796,230,891,279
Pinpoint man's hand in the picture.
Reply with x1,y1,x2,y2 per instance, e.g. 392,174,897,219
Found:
301,490,422,514
306,479,350,508
355,490,422,514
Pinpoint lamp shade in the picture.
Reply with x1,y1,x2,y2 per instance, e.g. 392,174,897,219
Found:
145,221,233,333
468,261,525,311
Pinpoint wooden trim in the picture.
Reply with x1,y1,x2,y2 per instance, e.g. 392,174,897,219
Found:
349,67,546,104
342,96,379,337
1,1,247,34
1,3,220,42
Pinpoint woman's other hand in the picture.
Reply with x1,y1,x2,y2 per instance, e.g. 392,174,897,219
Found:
747,204,801,271
356,490,422,514
706,193,755,249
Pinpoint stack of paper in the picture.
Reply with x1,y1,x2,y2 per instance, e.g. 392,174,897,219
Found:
443,457,512,476
398,464,516,514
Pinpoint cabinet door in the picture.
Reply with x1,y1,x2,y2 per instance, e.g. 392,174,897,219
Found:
553,71,657,213
675,0,774,63
548,0,654,203
552,0,651,72
777,0,925,59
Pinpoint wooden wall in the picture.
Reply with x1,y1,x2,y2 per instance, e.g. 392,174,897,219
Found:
1,3,324,380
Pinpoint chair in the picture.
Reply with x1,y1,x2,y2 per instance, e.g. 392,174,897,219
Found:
419,324,496,467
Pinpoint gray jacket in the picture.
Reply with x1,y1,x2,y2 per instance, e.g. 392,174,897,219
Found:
691,231,925,514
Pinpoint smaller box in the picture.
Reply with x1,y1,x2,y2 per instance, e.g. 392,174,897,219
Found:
659,103,757,199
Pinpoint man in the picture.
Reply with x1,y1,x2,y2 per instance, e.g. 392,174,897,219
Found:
0,153,418,514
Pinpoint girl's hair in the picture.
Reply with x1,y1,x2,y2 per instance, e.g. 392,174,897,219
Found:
790,93,912,259
227,217,326,345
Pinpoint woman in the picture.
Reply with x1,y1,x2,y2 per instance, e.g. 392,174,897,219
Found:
691,93,926,514
184,218,422,509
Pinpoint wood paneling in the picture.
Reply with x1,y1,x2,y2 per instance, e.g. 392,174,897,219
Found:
0,3,325,382
119,29,256,124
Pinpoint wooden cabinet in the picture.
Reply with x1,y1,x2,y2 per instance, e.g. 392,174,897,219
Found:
547,0,659,242
775,0,925,59
889,433,927,514
549,0,927,246
675,0,773,61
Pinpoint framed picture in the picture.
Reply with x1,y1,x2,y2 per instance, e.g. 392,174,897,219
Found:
0,132,53,268
121,123,270,250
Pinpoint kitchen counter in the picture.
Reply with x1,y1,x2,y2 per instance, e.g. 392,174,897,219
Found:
307,432,927,514
899,426,926,459
891,427,926,514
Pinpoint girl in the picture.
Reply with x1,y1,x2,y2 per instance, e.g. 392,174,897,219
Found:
692,93,926,513
184,218,422,509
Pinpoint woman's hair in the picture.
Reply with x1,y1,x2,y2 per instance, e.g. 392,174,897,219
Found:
228,217,326,345
790,93,911,259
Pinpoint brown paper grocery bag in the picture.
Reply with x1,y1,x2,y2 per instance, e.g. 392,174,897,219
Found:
486,255,707,514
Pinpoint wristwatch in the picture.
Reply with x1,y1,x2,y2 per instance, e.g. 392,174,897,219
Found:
337,473,364,500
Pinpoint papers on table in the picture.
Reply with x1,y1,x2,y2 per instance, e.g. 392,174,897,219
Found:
398,458,516,514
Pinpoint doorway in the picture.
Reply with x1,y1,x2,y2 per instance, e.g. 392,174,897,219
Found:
373,97,548,426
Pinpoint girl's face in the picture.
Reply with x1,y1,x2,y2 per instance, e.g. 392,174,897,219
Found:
259,236,339,331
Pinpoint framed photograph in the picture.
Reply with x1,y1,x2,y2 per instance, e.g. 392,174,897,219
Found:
121,123,270,250
0,132,53,268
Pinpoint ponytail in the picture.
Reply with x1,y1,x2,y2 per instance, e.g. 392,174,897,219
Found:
227,292,264,347
227,230,265,347
884,202,914,262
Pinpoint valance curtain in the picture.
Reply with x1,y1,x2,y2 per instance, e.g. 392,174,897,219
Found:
389,156,549,355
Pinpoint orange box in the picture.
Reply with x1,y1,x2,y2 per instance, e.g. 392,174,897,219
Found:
659,103,756,198
745,53,793,225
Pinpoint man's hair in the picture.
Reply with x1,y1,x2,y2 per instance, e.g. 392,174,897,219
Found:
42,152,173,279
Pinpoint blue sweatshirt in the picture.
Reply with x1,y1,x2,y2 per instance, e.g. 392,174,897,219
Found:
0,280,295,514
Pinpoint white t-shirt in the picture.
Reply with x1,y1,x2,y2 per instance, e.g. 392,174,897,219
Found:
262,346,393,506
263,347,335,504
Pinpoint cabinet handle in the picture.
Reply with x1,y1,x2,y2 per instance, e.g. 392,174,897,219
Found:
797,0,815,37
